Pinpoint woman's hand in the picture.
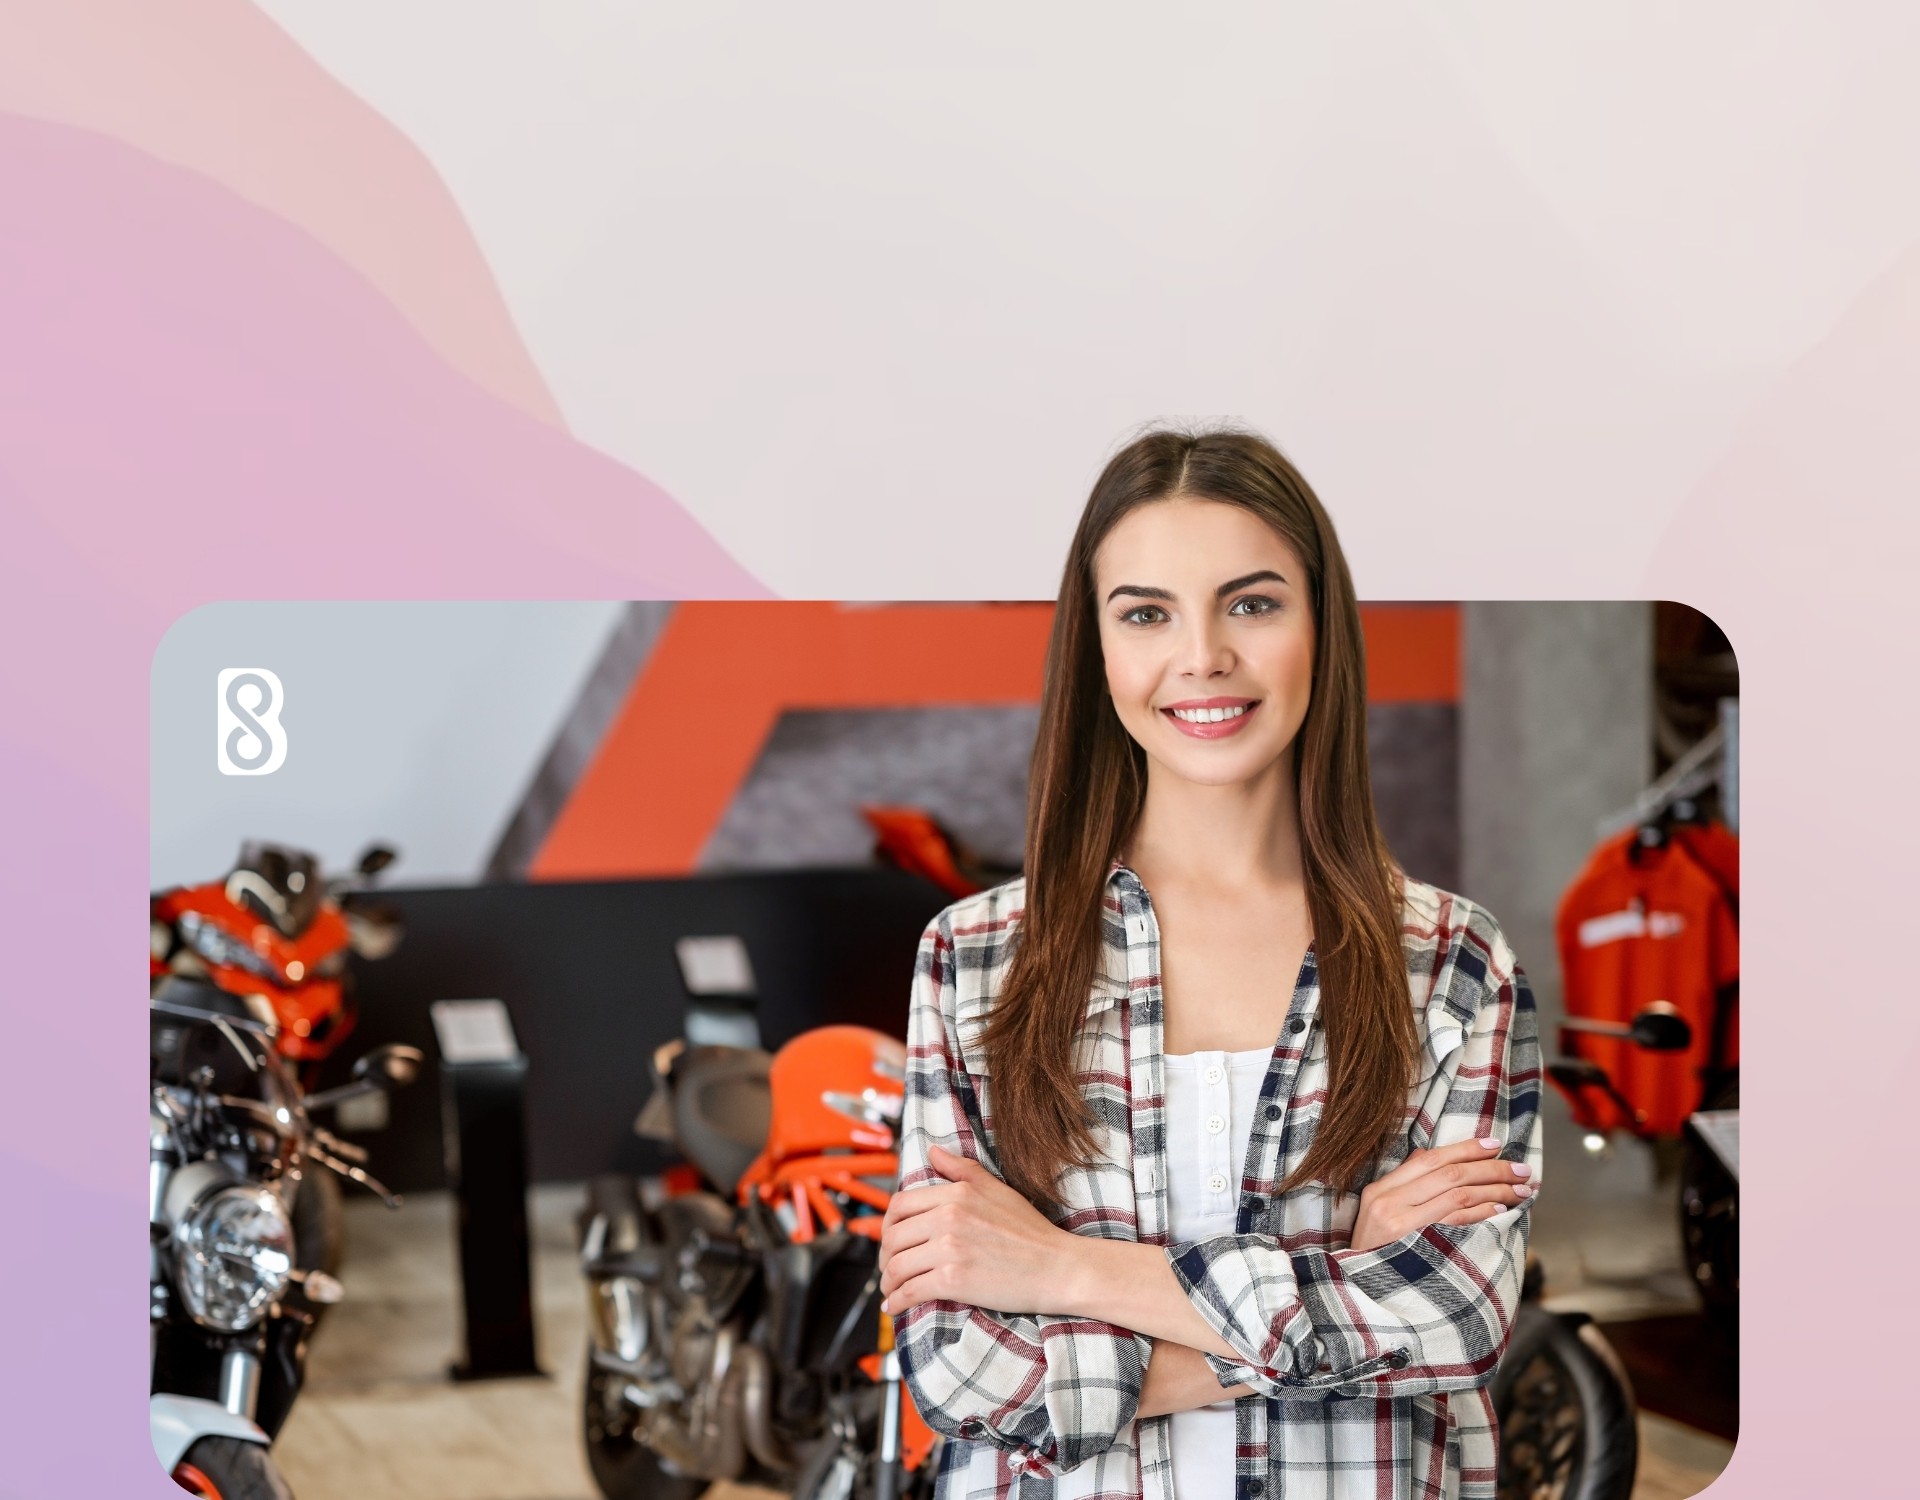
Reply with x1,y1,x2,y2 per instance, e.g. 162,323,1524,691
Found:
879,1145,1080,1317
1348,1136,1535,1253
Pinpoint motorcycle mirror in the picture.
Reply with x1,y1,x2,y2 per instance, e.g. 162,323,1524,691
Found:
344,906,405,961
1628,1003,1693,1052
356,844,399,877
351,1043,424,1090
1547,1058,1610,1092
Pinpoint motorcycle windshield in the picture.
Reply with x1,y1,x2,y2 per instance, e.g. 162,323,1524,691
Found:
233,841,325,937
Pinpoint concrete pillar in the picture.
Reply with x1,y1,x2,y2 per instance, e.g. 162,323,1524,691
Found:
1461,602,1652,1021
1461,603,1672,1300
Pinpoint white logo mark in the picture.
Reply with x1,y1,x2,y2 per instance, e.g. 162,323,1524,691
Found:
216,667,288,776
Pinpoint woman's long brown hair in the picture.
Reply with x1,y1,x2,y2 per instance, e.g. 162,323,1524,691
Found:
981,426,1418,1211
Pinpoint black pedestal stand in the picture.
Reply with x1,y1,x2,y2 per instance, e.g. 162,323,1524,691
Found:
439,1050,545,1382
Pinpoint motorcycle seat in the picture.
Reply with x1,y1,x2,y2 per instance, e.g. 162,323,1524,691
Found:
672,1046,773,1197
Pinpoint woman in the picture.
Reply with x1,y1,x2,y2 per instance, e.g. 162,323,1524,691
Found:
877,427,1543,1500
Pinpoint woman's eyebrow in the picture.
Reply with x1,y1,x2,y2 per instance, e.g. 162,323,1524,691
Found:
1104,569,1289,605
1214,569,1288,596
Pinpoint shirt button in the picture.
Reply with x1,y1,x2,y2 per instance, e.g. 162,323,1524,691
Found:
960,1418,984,1437
1288,1017,1307,1034
1204,1064,1223,1085
1206,1114,1226,1135
1207,1173,1228,1194
1265,1104,1281,1120
1385,1349,1410,1369
1246,1482,1264,1497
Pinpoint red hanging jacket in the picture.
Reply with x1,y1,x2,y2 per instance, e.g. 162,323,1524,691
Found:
1553,824,1739,1136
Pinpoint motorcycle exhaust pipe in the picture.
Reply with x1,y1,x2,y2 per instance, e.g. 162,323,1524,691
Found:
705,1327,749,1480
738,1343,799,1472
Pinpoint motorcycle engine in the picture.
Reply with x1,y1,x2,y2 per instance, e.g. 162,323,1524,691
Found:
621,1192,803,1483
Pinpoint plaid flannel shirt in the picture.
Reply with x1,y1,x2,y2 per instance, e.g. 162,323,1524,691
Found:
895,861,1543,1500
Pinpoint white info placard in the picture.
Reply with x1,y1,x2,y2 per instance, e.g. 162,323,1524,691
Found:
675,935,757,996
429,999,521,1064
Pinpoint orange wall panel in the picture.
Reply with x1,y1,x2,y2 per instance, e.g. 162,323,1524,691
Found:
531,601,1456,880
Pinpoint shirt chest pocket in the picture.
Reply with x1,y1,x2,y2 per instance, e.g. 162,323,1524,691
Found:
1290,1021,1332,1119
1279,1004,1470,1147
1255,1023,1337,1233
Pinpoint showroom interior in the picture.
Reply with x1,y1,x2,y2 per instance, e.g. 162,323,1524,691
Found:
149,597,1739,1500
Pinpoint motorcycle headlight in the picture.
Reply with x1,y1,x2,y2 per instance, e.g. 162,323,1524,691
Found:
174,1184,294,1331
179,911,280,983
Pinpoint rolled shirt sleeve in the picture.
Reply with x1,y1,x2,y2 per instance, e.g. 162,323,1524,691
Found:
1168,958,1543,1400
892,912,1151,1476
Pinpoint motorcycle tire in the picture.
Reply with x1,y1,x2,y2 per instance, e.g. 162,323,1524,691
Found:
1491,1305,1637,1500
169,1436,295,1500
581,1351,708,1500
291,1167,345,1280
1680,1075,1738,1333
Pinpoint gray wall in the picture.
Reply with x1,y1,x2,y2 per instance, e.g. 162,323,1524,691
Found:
1461,602,1662,1284
150,601,625,888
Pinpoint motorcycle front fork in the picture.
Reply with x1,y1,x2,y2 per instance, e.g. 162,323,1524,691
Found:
152,1289,265,1425
874,1349,903,1500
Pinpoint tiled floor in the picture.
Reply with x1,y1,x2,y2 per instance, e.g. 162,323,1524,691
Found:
275,1161,1733,1500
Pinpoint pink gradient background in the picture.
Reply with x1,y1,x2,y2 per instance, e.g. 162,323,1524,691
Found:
1,2,1914,1495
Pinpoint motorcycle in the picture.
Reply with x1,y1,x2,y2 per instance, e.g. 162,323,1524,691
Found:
149,975,419,1498
577,1007,939,1500
152,841,406,1081
1678,1075,1738,1332
1494,1256,1640,1500
1491,1004,1697,1500
152,841,406,1277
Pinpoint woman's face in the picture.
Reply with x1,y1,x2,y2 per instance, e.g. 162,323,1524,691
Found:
1092,496,1316,790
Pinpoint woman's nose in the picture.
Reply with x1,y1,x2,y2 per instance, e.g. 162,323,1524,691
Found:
1174,618,1233,677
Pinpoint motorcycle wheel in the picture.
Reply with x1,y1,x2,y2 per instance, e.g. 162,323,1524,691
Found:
582,1351,708,1500
1680,1076,1739,1332
1492,1305,1637,1500
291,1167,345,1281
170,1436,295,1500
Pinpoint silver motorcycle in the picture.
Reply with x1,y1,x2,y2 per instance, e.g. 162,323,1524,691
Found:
149,975,418,1497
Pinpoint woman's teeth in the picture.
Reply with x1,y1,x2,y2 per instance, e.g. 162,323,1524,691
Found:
1169,704,1249,723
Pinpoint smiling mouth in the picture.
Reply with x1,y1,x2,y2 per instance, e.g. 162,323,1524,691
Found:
1160,700,1262,738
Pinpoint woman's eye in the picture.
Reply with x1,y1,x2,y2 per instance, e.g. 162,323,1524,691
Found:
1229,595,1278,617
1119,605,1166,626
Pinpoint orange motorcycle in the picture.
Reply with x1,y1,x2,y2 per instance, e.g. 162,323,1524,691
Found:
578,1017,939,1500
151,841,404,1081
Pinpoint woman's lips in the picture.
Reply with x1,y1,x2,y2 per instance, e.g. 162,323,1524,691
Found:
1161,700,1261,739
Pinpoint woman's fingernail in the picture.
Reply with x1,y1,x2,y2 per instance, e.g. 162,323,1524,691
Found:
1510,1163,1531,1177
1514,1184,1534,1197
881,1297,890,1313
1479,1136,1501,1149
